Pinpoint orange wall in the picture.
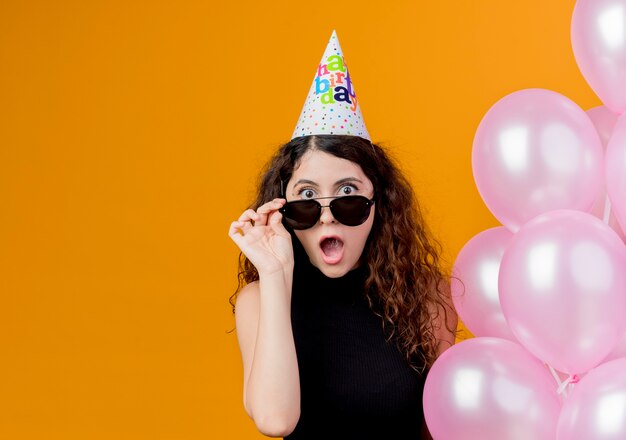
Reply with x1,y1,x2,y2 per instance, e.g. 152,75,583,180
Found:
0,0,597,438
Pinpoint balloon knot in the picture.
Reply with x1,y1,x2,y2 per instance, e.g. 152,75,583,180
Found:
557,374,580,395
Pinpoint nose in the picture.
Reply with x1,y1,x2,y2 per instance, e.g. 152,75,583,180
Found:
318,204,337,225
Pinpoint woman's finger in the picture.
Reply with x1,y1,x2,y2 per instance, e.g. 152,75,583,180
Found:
268,210,290,237
255,199,284,226
238,209,259,223
237,222,253,237
228,221,246,243
237,199,286,228
256,198,286,214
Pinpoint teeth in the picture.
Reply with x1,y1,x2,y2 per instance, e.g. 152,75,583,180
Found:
322,238,341,247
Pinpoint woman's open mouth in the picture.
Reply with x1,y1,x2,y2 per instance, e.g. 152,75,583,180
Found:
319,236,344,265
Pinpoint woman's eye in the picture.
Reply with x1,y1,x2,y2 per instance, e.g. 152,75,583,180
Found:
340,185,357,195
298,188,316,199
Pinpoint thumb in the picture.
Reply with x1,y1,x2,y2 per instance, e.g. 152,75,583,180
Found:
268,210,290,237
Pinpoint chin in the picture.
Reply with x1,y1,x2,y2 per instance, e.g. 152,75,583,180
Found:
309,256,359,278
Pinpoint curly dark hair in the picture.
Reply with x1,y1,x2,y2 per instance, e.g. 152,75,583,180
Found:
230,134,456,371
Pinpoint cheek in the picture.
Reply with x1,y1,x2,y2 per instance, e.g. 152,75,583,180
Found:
360,209,375,240
348,219,375,251
359,226,374,246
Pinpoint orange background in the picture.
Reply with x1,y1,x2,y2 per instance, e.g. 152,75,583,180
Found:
0,1,599,438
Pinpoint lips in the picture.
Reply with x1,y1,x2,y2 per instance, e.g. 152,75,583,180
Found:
319,235,344,265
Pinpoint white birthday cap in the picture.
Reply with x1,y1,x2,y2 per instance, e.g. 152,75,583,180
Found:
291,30,370,141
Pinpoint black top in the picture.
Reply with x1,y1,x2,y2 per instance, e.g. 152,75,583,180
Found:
285,255,428,439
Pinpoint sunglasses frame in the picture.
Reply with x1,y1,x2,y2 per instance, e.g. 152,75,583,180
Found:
278,180,375,229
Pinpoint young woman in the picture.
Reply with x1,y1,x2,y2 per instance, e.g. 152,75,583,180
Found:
228,134,457,438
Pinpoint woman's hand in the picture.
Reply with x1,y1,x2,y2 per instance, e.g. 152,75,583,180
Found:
228,198,293,276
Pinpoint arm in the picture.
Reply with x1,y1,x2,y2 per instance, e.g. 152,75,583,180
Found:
229,198,300,437
235,271,300,437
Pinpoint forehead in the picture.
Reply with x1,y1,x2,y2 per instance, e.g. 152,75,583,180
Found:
291,150,371,186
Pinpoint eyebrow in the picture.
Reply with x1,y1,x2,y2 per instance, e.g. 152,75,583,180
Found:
293,177,364,187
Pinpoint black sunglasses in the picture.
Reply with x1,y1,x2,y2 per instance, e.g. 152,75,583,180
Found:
279,195,375,230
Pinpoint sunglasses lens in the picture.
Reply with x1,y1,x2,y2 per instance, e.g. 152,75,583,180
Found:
280,200,320,230
331,196,372,226
280,196,374,229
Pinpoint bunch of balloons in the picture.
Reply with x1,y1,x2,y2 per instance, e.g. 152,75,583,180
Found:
423,1,626,438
